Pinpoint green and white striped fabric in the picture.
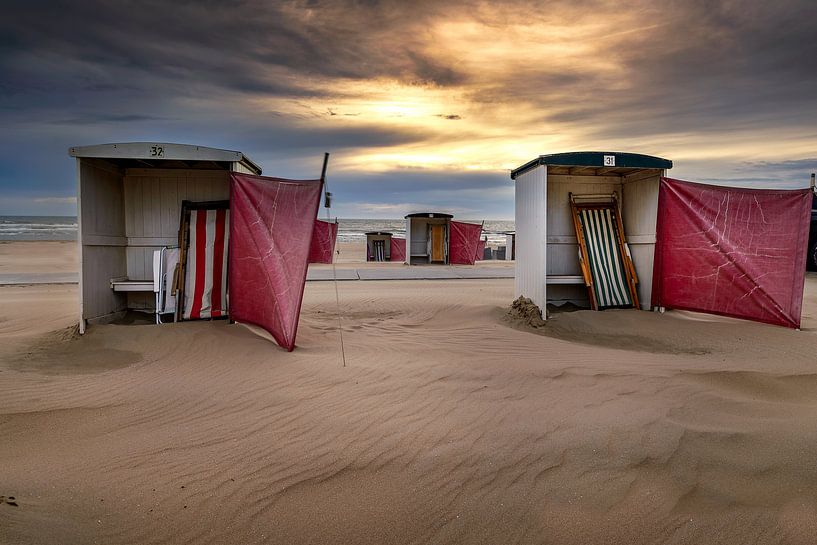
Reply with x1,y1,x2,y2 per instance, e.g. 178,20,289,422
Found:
578,208,633,308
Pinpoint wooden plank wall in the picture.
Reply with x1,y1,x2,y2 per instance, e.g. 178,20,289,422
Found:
123,169,229,309
546,174,622,306
514,166,548,312
622,171,661,309
79,159,128,322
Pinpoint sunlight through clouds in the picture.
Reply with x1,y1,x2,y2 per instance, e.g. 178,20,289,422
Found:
1,0,816,215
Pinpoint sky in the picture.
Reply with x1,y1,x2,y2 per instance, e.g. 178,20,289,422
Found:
1,0,816,219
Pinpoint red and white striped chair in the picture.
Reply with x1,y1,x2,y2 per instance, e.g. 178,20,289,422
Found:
183,208,230,319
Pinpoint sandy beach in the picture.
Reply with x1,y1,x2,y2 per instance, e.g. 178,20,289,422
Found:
2,241,817,544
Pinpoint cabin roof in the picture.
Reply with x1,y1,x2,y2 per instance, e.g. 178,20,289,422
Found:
511,151,672,180
69,142,262,174
405,212,454,219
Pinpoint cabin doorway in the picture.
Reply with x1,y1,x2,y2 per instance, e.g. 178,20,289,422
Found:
430,224,446,262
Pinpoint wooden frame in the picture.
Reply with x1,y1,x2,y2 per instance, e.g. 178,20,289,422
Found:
569,192,639,310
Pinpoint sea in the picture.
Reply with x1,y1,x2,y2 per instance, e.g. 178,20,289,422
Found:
0,216,515,245
0,216,79,241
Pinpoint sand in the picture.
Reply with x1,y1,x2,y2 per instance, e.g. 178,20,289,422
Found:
2,241,817,544
0,241,77,274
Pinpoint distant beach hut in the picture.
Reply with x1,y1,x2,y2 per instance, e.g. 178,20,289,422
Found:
70,142,324,351
365,231,392,261
504,231,516,260
405,212,452,264
511,151,672,314
404,213,483,265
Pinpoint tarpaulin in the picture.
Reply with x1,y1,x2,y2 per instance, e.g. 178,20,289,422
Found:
229,173,323,350
449,221,483,265
476,239,486,261
308,219,338,264
390,237,406,262
652,177,811,328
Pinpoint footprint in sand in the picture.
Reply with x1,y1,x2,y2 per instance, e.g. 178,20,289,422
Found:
0,495,18,507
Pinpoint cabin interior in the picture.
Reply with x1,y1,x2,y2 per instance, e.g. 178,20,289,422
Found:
513,153,672,313
366,232,393,261
405,213,452,265
72,143,260,331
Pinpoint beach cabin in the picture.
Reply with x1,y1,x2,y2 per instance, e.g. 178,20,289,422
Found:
405,213,453,265
366,231,393,261
511,151,672,315
504,232,516,261
70,142,262,333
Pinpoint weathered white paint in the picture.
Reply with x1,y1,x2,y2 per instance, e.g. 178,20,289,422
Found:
404,218,411,265
622,170,662,308
545,174,621,306
123,170,229,287
69,142,261,175
78,159,128,324
74,143,261,331
76,158,84,333
513,164,665,312
231,161,259,175
405,216,450,265
514,165,547,313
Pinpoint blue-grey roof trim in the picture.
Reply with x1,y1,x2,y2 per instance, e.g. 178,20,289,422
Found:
511,151,672,180
404,212,454,219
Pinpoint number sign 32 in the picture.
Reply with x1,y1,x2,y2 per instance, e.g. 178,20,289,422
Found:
150,145,164,158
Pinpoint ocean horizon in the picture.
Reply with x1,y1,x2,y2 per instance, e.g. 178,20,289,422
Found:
0,216,515,245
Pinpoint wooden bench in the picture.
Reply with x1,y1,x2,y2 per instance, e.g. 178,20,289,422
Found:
546,275,585,285
110,278,154,292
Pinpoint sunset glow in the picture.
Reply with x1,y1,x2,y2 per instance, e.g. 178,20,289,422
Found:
1,0,815,217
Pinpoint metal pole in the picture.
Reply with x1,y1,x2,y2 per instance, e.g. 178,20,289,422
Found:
320,152,329,182
320,152,347,368
810,172,815,192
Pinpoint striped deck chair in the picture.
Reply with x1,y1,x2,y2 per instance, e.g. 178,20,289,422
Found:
569,193,639,310
179,202,230,320
372,239,386,261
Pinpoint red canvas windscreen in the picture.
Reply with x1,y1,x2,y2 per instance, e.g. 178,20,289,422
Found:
449,221,483,265
308,219,338,264
652,177,812,328
390,238,406,262
476,239,486,261
229,173,323,350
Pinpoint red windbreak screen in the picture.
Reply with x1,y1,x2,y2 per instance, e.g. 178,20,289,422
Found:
308,219,338,264
476,239,486,261
652,177,811,328
449,221,483,265
229,173,323,350
390,238,406,262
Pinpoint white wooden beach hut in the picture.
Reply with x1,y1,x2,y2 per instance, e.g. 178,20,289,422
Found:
511,151,672,315
70,142,261,333
365,231,393,261
404,212,453,265
504,232,515,261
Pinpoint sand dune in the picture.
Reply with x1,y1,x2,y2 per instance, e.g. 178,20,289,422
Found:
2,266,817,544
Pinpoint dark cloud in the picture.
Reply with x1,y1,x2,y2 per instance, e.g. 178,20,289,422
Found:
1,0,816,215
53,114,173,125
745,159,817,172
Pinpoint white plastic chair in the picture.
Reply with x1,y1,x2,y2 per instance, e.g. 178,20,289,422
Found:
152,247,180,324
